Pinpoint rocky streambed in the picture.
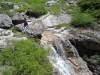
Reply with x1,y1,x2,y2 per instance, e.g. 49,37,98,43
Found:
0,11,100,75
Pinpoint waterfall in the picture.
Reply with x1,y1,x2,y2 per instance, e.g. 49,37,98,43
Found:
41,31,93,75
47,44,72,75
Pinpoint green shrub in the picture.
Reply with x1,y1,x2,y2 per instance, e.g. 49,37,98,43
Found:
77,0,100,11
62,4,75,14
71,10,94,27
56,23,70,29
89,55,100,66
0,40,52,75
16,3,28,12
0,7,14,17
29,3,47,17
48,3,60,15
77,0,100,20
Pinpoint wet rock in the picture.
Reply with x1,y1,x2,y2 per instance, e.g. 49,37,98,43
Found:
40,30,93,75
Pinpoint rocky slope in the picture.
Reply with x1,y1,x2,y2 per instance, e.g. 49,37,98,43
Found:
0,0,100,75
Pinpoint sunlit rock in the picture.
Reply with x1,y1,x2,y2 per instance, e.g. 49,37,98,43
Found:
0,14,12,28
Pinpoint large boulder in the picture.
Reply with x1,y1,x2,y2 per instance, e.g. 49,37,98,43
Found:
0,14,12,28
1,2,14,9
15,20,45,38
68,29,100,51
12,12,24,25
42,14,71,28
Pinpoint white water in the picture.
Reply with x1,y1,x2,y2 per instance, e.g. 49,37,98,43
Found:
48,44,71,75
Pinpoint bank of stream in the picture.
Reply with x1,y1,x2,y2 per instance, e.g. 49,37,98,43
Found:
70,39,100,75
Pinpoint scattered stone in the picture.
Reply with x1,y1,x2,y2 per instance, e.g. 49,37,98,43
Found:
0,28,27,50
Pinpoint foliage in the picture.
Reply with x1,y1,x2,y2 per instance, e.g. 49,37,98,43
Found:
48,0,69,15
83,54,100,66
77,0,100,21
0,7,14,17
0,40,52,75
70,9,95,27
0,0,48,17
48,3,60,15
55,23,70,29
16,3,28,12
29,3,47,17
64,4,75,14
0,67,13,75
89,55,100,66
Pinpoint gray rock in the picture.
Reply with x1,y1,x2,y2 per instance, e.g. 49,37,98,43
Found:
1,2,14,9
42,14,71,28
15,20,45,38
57,13,71,24
42,15,58,28
12,12,24,25
0,28,27,50
0,14,12,28
45,1,57,7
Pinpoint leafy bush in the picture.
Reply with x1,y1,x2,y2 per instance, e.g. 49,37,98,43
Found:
77,0,100,11
77,0,100,21
89,55,100,66
0,7,14,17
48,3,60,15
64,4,75,14
0,40,52,75
16,3,28,12
0,0,48,17
71,10,94,27
29,3,47,17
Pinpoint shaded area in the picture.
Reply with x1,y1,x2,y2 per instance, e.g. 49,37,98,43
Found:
70,39,100,75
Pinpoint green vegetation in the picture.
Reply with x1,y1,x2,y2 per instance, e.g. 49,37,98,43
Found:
77,0,100,23
29,3,47,17
15,3,28,12
48,3,60,15
70,9,95,27
83,54,100,66
0,0,48,17
89,55,100,66
0,66,13,75
64,4,75,14
0,6,14,17
48,0,69,15
0,40,52,75
55,23,70,29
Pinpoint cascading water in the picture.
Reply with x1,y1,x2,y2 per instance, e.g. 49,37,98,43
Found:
41,30,93,75
42,34,75,75
48,44,71,75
